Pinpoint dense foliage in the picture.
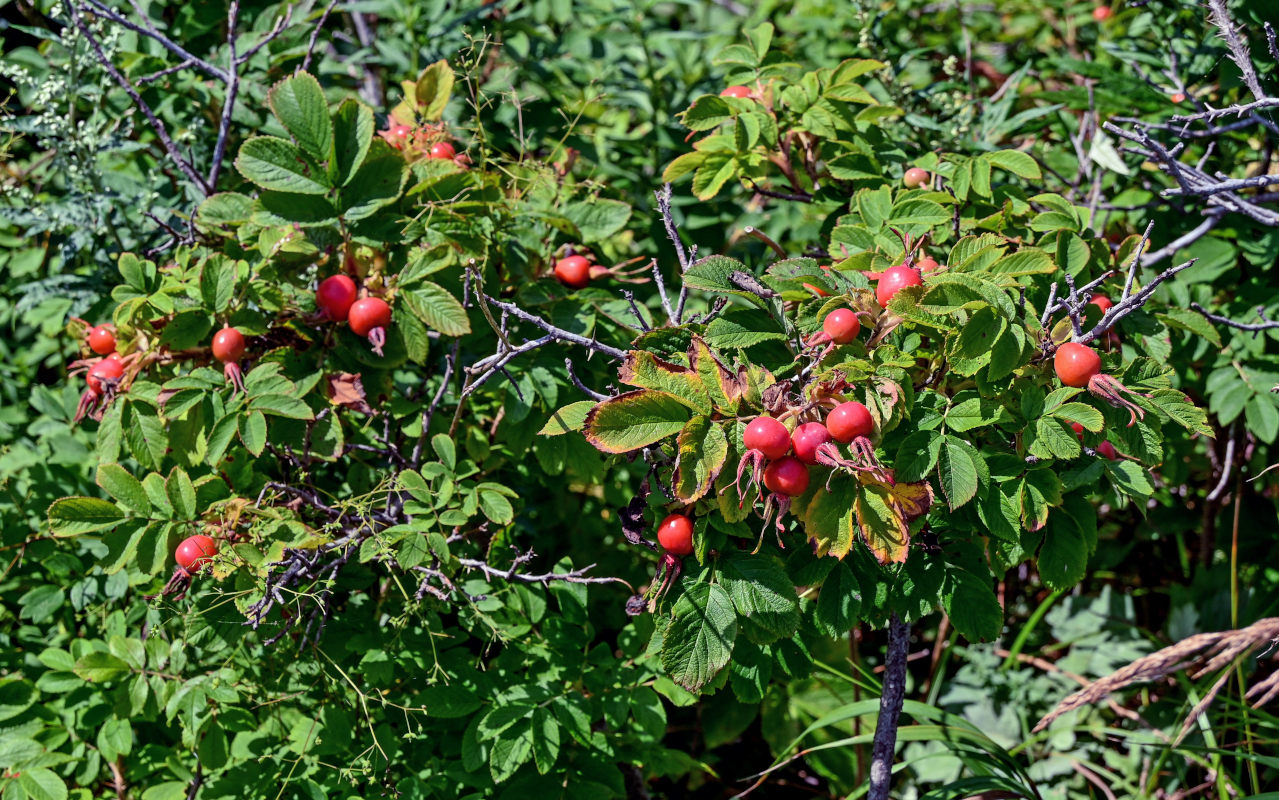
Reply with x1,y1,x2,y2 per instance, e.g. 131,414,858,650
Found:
1,1,1277,799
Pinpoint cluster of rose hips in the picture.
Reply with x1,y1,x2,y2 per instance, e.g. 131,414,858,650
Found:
378,116,461,163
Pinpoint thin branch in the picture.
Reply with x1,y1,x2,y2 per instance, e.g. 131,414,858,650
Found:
83,0,230,81
1206,0,1266,102
1143,211,1223,267
301,0,340,72
565,358,609,401
1191,302,1279,333
70,3,211,195
480,294,628,360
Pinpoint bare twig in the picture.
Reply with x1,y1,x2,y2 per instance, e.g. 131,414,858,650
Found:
1191,302,1279,333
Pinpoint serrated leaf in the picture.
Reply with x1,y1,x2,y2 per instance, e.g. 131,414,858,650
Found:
332,98,374,186
48,497,125,536
719,553,800,644
235,136,330,194
73,652,129,683
583,390,690,454
165,467,196,520
618,351,711,414
661,582,737,693
340,142,406,220
267,72,332,162
96,464,150,515
674,417,728,503
402,282,471,336
538,401,595,436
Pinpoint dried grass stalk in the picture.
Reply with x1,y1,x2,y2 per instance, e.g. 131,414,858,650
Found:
1033,617,1279,734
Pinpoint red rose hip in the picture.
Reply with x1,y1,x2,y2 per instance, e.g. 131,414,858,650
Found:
822,309,861,344
827,401,873,442
876,265,923,308
317,274,358,321
211,327,246,363
657,513,694,556
791,422,832,464
87,325,116,355
176,534,217,572
743,416,791,460
763,456,809,497
1054,342,1102,388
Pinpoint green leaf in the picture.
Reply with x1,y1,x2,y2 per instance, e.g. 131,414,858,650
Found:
942,568,1003,641
165,467,197,519
489,719,533,784
421,685,481,718
705,309,788,349
96,464,150,515
267,72,332,162
249,394,314,420
538,401,595,436
937,435,980,509
987,149,1042,180
340,142,406,220
199,256,237,312
235,136,330,194
256,192,339,226
675,417,728,503
683,95,733,131
895,431,942,482
693,152,738,200
239,411,267,456
414,60,455,121
562,199,631,243
402,282,471,336
49,496,125,536
1038,507,1088,590
73,652,130,683
814,562,862,638
583,390,690,454
661,582,737,693
531,707,560,775
332,98,374,186
478,489,514,525
196,192,254,230
17,768,67,800
158,310,214,351
719,553,800,644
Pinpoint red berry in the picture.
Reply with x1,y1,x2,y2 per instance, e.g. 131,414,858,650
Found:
554,255,591,289
1071,422,1085,439
1171,92,1186,104
791,422,832,464
720,85,751,98
822,309,861,344
763,456,809,497
1089,295,1114,313
349,297,392,337
1092,5,1111,20
827,401,873,442
317,275,358,321
86,357,124,394
1054,342,1102,388
803,283,831,298
1097,441,1118,460
175,534,217,572
657,513,694,556
917,256,940,273
903,168,930,188
429,141,456,160
211,327,246,363
876,265,923,308
743,416,791,460
87,325,116,355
